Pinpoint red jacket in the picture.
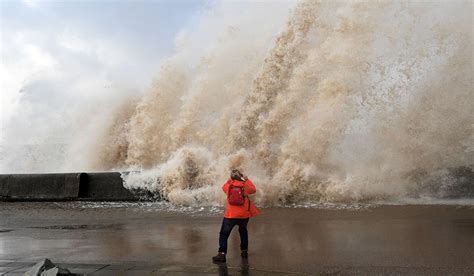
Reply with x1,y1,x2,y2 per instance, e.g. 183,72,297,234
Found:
222,178,260,218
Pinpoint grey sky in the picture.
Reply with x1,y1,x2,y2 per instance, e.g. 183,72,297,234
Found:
0,0,206,134
1,0,204,55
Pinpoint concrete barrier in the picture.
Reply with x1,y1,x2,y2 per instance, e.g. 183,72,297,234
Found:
0,167,472,201
0,173,83,200
79,172,138,201
407,166,474,199
443,166,474,198
0,172,143,201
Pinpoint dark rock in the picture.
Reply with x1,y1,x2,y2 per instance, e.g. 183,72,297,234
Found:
25,258,73,276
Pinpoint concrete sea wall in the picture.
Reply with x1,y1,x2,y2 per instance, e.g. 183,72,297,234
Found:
0,172,139,201
0,167,471,201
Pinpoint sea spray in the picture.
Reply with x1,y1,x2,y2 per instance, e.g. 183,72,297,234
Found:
116,0,473,205
7,1,474,205
117,1,473,205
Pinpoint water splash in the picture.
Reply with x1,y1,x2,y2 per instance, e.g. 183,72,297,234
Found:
8,1,474,206
115,1,474,204
116,1,473,206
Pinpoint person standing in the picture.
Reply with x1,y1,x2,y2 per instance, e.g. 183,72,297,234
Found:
212,169,259,262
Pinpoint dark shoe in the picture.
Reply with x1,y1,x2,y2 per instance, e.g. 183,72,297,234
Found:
212,252,226,262
241,250,248,258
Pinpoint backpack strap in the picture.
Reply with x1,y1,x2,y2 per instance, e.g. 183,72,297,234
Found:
227,183,234,199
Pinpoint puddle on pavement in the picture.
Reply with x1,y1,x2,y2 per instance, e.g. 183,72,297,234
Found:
29,224,123,230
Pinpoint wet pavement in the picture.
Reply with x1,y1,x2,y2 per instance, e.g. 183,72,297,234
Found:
0,202,474,275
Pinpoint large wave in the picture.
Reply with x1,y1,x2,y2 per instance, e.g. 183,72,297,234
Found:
7,1,474,206
119,0,473,205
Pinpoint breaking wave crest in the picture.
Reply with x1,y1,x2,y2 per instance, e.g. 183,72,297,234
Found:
79,1,474,205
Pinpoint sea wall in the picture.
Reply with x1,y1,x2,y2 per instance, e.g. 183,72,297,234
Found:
0,172,140,201
0,167,471,202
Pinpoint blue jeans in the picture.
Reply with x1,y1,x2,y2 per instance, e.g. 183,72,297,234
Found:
218,217,249,253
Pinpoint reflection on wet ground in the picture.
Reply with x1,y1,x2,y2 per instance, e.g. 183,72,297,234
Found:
29,224,124,230
212,259,249,276
0,202,473,274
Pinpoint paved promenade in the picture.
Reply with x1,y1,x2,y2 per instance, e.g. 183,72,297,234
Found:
0,260,300,275
0,202,473,275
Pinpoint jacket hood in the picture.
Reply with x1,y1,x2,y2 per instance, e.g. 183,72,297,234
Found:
228,178,245,186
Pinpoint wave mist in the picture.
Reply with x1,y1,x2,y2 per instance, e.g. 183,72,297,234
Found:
91,1,473,206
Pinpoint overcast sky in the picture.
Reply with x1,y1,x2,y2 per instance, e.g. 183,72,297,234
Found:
0,0,206,141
